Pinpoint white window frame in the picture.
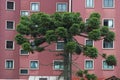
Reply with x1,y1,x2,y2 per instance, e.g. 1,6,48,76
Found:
85,38,94,47
5,20,15,30
56,2,68,12
19,49,29,55
5,40,14,50
19,68,29,75
102,60,114,70
53,60,64,70
84,59,94,70
5,59,14,69
6,0,15,10
85,0,94,8
102,18,114,28
30,60,39,70
30,2,40,12
102,40,114,49
56,41,64,51
20,10,30,16
102,0,115,8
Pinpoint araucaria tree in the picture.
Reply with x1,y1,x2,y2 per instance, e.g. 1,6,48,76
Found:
15,12,116,80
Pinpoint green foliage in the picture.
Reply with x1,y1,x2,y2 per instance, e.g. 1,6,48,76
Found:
76,70,83,77
75,44,82,55
89,12,101,19
15,34,28,45
22,42,31,52
83,46,98,59
34,37,46,46
85,74,97,80
100,26,109,36
88,29,101,40
65,42,76,53
104,31,115,42
106,55,117,66
35,47,44,52
55,27,67,38
69,24,80,35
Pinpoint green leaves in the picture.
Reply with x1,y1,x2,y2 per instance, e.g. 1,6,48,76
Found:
55,27,67,38
69,24,80,35
106,55,117,66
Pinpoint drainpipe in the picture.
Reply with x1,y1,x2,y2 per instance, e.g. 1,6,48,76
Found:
69,0,72,12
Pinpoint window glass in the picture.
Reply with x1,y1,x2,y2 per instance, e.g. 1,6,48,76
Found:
104,19,113,28
57,3,67,12
6,60,14,69
57,41,64,50
103,40,113,48
31,3,39,11
86,0,94,8
6,21,14,29
103,0,114,8
86,39,93,46
54,60,64,70
85,60,93,69
20,49,28,55
6,41,14,49
103,61,114,69
7,1,14,10
30,61,39,69
21,11,29,16
20,69,28,74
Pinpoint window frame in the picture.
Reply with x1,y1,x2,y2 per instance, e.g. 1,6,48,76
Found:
103,18,114,28
5,40,14,50
102,0,115,8
6,0,15,10
5,59,14,69
5,20,15,30
56,41,64,51
85,38,94,47
102,60,114,70
56,2,68,12
53,60,64,70
20,10,30,16
20,49,29,55
85,0,94,8
30,60,39,70
30,2,40,12
19,68,29,75
102,40,114,49
84,59,94,70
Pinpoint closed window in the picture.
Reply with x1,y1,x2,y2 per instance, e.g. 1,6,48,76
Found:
30,61,39,69
39,78,47,80
31,3,39,11
85,39,93,46
85,60,94,70
54,60,64,70
56,41,64,50
7,1,15,10
6,41,14,49
103,0,114,8
103,19,113,28
21,11,29,16
86,0,94,8
20,49,28,55
20,69,28,75
5,60,14,69
103,61,114,70
103,40,113,49
57,3,67,12
6,21,14,30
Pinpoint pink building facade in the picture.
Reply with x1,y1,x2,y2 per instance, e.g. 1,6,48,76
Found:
0,0,120,80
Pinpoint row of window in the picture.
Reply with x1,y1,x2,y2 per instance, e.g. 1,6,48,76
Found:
86,0,114,8
5,19,114,30
5,59,114,75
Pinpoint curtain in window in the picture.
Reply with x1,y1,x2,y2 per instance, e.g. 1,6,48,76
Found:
6,61,13,68
30,61,38,68
86,61,93,69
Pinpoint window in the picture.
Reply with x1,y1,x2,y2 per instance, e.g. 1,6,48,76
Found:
7,1,15,10
86,0,94,8
6,21,14,30
85,39,93,46
103,40,113,49
103,19,114,28
56,41,64,50
103,61,114,70
31,3,40,11
56,3,67,12
6,41,14,50
30,61,39,69
39,78,47,80
20,49,28,55
103,0,114,8
20,69,28,75
5,60,14,69
85,60,94,70
54,60,64,70
21,11,29,16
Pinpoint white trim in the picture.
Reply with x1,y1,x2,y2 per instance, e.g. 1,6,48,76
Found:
102,0,115,8
30,2,40,12
19,68,29,75
30,60,39,70
53,60,64,70
102,39,114,49
102,18,115,29
69,0,72,12
56,41,64,51
5,59,14,69
56,2,68,12
5,40,15,50
85,0,94,8
19,49,29,55
6,0,15,10
102,60,114,70
84,59,94,70
5,20,15,30
85,38,94,47
20,10,30,16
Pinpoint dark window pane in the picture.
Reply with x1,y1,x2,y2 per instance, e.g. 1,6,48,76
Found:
6,41,13,49
7,2,14,9
20,69,28,74
7,21,14,29
39,78,47,80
